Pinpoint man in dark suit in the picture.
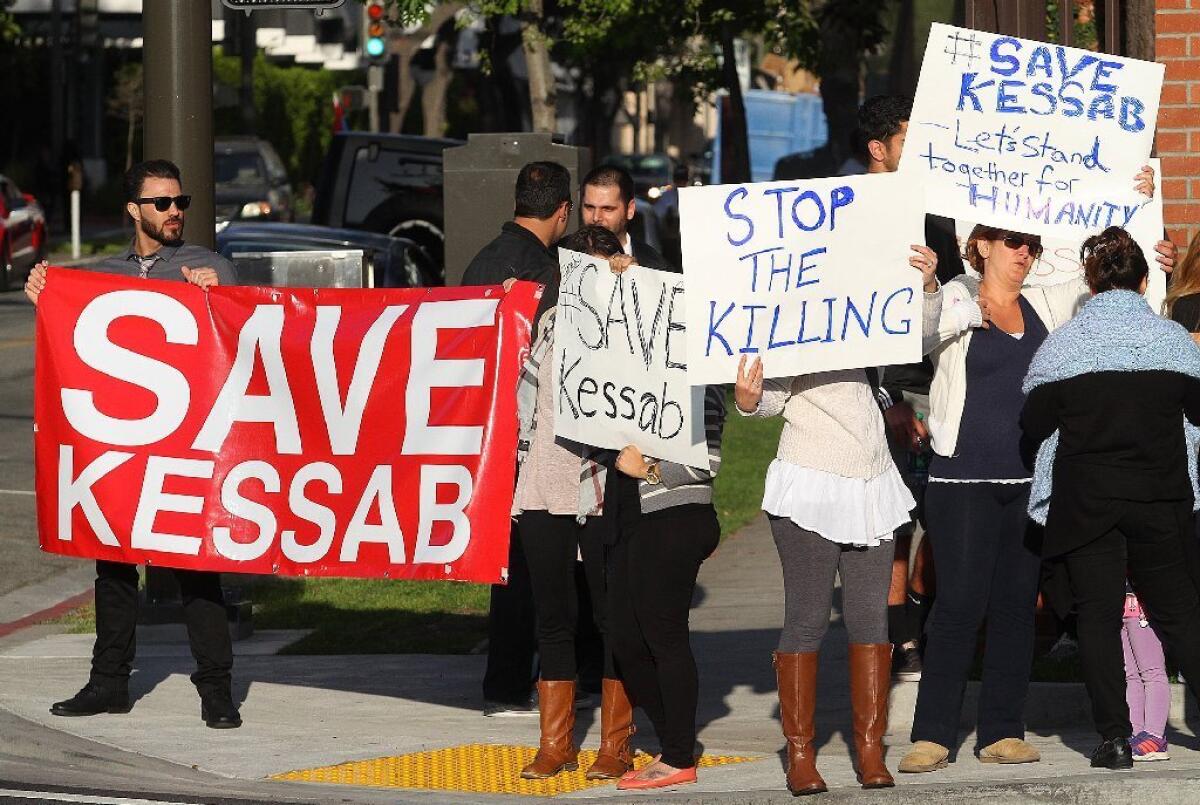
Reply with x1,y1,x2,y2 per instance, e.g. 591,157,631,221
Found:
580,165,676,273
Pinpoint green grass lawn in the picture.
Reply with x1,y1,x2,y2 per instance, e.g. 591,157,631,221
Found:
56,390,783,654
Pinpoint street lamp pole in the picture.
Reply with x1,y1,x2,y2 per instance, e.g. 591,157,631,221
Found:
142,0,216,249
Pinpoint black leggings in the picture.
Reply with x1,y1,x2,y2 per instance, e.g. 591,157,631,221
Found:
92,560,232,695
515,511,611,681
608,502,720,769
911,482,1042,750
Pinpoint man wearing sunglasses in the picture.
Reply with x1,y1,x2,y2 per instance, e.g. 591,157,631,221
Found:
24,159,242,730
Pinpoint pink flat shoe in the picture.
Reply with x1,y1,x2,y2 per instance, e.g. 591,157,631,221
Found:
616,766,697,790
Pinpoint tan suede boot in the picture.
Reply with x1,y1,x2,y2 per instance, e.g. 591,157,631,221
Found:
849,643,895,788
585,678,636,779
775,652,827,796
520,680,579,779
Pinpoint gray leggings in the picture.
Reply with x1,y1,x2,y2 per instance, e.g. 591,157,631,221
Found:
770,516,894,653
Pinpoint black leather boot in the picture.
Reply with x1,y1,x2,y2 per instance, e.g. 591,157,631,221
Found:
200,689,242,729
50,682,131,717
1089,737,1133,770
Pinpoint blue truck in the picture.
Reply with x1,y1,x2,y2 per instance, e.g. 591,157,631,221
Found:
711,89,829,184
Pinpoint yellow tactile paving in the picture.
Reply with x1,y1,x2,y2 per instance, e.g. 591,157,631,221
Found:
272,744,759,797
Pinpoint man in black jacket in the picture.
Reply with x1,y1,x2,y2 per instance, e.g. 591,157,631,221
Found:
580,165,676,273
464,160,571,716
462,161,572,287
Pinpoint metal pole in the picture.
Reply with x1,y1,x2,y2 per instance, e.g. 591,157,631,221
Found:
1104,0,1121,55
143,0,216,249
70,190,80,259
368,64,383,132
1059,0,1073,47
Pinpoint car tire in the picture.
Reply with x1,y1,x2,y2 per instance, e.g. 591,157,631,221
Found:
0,239,12,293
389,219,445,284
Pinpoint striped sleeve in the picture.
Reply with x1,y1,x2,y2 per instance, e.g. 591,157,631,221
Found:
655,385,727,488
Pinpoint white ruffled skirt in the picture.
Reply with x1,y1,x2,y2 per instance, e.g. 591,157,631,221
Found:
761,459,915,548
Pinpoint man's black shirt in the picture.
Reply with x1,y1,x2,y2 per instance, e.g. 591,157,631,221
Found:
462,221,558,287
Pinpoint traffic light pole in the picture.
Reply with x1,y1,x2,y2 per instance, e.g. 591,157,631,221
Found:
368,64,382,132
143,0,216,249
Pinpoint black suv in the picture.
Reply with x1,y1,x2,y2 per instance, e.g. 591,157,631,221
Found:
214,137,294,223
311,132,462,280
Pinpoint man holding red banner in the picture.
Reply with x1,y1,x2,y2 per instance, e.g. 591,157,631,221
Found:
25,159,243,729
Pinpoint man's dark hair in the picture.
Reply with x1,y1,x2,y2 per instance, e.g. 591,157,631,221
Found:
514,161,572,219
858,95,913,145
557,224,623,258
124,159,182,203
581,164,635,206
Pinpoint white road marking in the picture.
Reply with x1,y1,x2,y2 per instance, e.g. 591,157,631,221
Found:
0,790,205,805
0,489,34,496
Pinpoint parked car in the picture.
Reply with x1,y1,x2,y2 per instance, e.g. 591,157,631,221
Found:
0,175,46,291
214,137,294,224
311,131,463,281
216,222,438,289
601,153,676,201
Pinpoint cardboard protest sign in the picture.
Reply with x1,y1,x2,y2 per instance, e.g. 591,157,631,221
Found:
679,173,925,384
953,160,1167,310
902,23,1164,241
35,268,539,583
552,249,707,469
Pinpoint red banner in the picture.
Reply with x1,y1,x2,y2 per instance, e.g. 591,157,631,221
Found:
35,268,539,584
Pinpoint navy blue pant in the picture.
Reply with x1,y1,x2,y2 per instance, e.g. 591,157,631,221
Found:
911,483,1042,750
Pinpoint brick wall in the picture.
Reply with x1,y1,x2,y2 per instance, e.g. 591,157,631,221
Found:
1157,1,1200,249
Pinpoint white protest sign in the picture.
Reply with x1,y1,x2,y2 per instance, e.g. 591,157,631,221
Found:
679,173,925,384
901,23,1164,242
953,160,1166,310
552,249,708,469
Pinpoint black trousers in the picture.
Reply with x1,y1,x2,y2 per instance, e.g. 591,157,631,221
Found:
515,511,612,681
482,524,539,704
607,501,719,769
1063,500,1200,740
912,483,1042,749
91,561,232,695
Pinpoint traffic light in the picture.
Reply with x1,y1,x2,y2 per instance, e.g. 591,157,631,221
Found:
221,0,347,10
364,2,388,64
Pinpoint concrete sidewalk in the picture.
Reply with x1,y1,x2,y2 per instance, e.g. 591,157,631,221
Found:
3,516,1200,803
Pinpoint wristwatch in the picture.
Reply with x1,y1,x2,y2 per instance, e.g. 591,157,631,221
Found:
644,461,661,485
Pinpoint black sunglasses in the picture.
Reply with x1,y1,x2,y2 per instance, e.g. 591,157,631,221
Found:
136,195,191,212
1001,233,1043,258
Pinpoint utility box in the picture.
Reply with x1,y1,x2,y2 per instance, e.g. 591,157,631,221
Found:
443,132,590,286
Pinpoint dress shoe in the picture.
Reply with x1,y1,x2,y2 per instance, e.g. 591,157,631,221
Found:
979,737,1040,764
616,765,697,790
1090,737,1133,770
200,690,243,729
898,741,949,773
50,683,131,717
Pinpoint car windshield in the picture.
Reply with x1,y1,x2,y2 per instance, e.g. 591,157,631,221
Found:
215,152,267,185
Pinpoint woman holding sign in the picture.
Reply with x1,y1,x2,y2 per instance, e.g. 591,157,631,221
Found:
603,298,728,792
511,225,631,781
734,245,942,795
899,168,1159,775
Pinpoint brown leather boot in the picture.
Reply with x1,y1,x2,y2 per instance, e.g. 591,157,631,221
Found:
849,643,895,789
775,651,827,796
585,678,636,779
520,680,579,779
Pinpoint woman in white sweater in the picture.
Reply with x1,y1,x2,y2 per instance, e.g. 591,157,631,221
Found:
734,246,941,795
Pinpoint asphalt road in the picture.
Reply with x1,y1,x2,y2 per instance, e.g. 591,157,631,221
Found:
0,289,76,597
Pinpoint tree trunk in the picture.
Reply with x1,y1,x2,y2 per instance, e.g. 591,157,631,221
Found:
125,111,135,171
521,0,557,133
422,37,453,137
719,24,750,184
390,42,418,133
817,9,861,172
1122,0,1154,60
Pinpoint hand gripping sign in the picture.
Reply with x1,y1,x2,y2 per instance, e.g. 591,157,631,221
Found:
901,23,1164,241
35,268,539,583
